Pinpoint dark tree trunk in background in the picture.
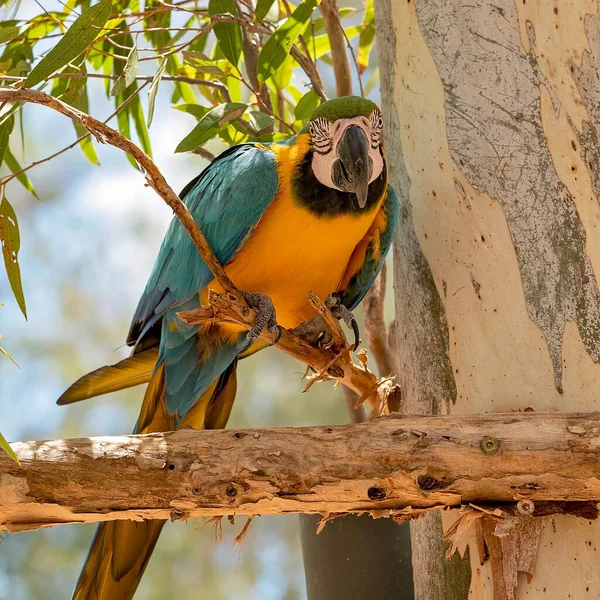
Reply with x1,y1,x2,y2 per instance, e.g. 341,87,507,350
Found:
300,515,414,600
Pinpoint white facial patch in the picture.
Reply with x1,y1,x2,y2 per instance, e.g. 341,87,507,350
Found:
310,114,384,192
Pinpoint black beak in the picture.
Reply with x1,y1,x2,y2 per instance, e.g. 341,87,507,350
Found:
331,125,372,208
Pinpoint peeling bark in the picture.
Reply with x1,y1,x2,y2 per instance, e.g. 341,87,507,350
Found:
376,0,457,418
415,0,600,393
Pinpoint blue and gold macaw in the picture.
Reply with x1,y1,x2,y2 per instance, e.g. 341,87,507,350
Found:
58,96,399,600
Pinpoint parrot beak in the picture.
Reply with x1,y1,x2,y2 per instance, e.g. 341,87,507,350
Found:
332,124,372,208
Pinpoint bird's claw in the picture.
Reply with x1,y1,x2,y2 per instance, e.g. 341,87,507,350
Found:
291,294,360,350
237,291,281,355
325,294,360,349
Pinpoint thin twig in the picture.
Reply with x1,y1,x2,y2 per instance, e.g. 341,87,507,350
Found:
0,87,240,299
0,82,149,189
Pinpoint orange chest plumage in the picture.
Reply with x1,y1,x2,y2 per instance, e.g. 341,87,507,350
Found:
204,137,384,330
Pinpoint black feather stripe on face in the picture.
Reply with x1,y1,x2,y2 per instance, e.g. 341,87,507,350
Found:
292,149,387,216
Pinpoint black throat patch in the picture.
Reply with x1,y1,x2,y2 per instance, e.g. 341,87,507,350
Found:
292,149,387,217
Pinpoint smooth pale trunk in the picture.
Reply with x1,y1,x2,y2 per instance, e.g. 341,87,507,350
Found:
375,0,600,598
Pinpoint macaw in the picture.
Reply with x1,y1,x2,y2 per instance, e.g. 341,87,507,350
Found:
58,95,399,600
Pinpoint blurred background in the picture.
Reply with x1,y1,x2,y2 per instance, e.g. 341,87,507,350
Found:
0,1,388,598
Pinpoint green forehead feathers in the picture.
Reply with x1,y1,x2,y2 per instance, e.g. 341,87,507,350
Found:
308,96,380,122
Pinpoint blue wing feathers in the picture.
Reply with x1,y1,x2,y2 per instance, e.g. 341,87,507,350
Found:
127,144,279,346
128,143,279,422
341,185,399,310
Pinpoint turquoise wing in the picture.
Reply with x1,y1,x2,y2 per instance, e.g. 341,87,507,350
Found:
127,144,279,346
339,184,399,310
127,143,279,424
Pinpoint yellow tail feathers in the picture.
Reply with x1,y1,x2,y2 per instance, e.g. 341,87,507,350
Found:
57,348,159,405
71,360,238,600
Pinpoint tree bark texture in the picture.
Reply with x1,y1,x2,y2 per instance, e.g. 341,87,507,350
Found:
2,413,600,534
375,0,600,598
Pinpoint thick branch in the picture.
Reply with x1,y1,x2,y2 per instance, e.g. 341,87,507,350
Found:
2,412,600,532
319,0,352,97
363,264,394,378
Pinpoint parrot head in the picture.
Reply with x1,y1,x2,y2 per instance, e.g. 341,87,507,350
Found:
306,96,385,210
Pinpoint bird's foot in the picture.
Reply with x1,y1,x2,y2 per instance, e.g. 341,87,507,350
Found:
238,291,281,354
291,294,360,350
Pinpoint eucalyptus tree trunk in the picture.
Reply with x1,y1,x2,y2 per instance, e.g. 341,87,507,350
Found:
375,0,600,598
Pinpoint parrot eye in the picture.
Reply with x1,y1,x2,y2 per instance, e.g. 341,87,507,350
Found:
370,110,383,148
309,117,333,155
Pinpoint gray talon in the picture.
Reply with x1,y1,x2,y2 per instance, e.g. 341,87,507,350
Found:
325,294,360,350
237,292,279,355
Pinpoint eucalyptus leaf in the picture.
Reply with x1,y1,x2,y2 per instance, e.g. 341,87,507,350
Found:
0,431,19,465
110,44,139,96
71,79,100,166
258,0,319,84
173,104,211,119
358,0,375,75
0,27,19,45
247,110,274,133
255,0,276,21
209,0,242,66
130,92,152,157
0,196,26,319
0,114,14,169
147,57,167,128
5,148,40,200
294,89,320,122
182,51,227,77
0,343,19,368
25,0,112,88
175,102,247,153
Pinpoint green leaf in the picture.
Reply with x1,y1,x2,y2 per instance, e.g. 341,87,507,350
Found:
110,44,138,96
258,0,320,84
0,27,19,46
358,0,375,75
71,80,100,166
209,0,242,66
25,0,113,88
0,431,19,465
255,0,276,21
175,102,247,153
0,114,14,169
294,89,320,122
130,93,151,157
0,196,26,319
0,344,19,368
182,51,227,77
271,53,293,89
147,57,167,128
173,103,210,120
247,110,274,133
116,95,138,170
309,26,361,60
4,148,40,201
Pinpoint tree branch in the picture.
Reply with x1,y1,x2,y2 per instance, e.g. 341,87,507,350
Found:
0,87,391,412
363,263,394,378
319,0,352,97
2,412,600,532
